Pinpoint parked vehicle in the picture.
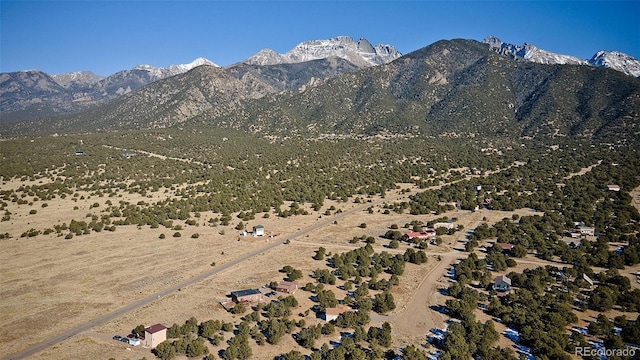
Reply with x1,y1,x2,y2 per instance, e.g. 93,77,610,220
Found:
112,335,122,341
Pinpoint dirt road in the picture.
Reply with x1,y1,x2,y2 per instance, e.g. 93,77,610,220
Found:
3,185,413,360
3,163,519,360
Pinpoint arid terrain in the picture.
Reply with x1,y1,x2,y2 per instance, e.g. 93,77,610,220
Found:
2,173,639,360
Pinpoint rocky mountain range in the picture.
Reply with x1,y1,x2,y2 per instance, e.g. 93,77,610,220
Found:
6,38,639,145
2,35,639,141
483,36,640,77
0,58,217,124
243,36,402,68
0,36,396,124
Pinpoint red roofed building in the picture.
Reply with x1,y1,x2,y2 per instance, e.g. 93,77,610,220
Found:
400,229,436,242
144,323,167,349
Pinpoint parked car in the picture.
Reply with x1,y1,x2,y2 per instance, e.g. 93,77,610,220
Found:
120,337,130,343
113,335,122,341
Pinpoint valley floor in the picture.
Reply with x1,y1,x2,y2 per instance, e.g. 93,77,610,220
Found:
2,171,639,360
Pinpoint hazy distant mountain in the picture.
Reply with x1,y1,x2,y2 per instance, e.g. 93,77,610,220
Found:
50,71,105,89
224,56,361,92
0,58,217,123
483,36,640,78
243,36,402,68
0,70,76,123
9,56,364,132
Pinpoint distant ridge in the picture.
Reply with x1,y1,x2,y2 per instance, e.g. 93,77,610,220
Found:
483,36,640,78
0,58,217,123
134,57,218,79
8,38,639,146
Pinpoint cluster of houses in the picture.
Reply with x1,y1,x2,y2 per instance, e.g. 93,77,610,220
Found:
226,281,350,321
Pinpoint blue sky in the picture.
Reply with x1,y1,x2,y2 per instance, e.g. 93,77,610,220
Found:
2,1,639,76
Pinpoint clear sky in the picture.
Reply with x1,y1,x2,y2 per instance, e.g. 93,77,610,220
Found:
1,0,639,76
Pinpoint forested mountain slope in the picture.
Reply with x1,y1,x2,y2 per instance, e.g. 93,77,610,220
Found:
3,39,639,143
196,39,640,142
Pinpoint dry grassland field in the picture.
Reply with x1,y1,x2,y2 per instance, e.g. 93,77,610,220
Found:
1,175,639,360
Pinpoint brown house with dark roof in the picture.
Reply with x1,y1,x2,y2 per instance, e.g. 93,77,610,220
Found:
144,323,167,349
231,289,264,303
496,243,514,251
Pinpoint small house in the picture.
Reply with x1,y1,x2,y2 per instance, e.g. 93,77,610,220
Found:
606,185,621,192
253,225,265,237
276,281,298,294
324,305,350,322
432,222,455,230
143,324,167,349
401,229,436,242
495,243,514,252
231,289,264,303
492,275,512,292
578,225,595,236
581,274,595,287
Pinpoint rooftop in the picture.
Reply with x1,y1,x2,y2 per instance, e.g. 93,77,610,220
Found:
231,288,261,297
145,324,167,334
325,304,350,316
277,281,298,290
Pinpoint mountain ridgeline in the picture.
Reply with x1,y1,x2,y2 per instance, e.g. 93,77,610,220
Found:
201,39,640,141
3,39,640,143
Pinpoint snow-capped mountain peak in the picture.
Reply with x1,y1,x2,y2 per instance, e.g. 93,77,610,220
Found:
134,57,218,79
483,36,586,65
588,51,640,78
483,36,640,78
243,36,402,68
